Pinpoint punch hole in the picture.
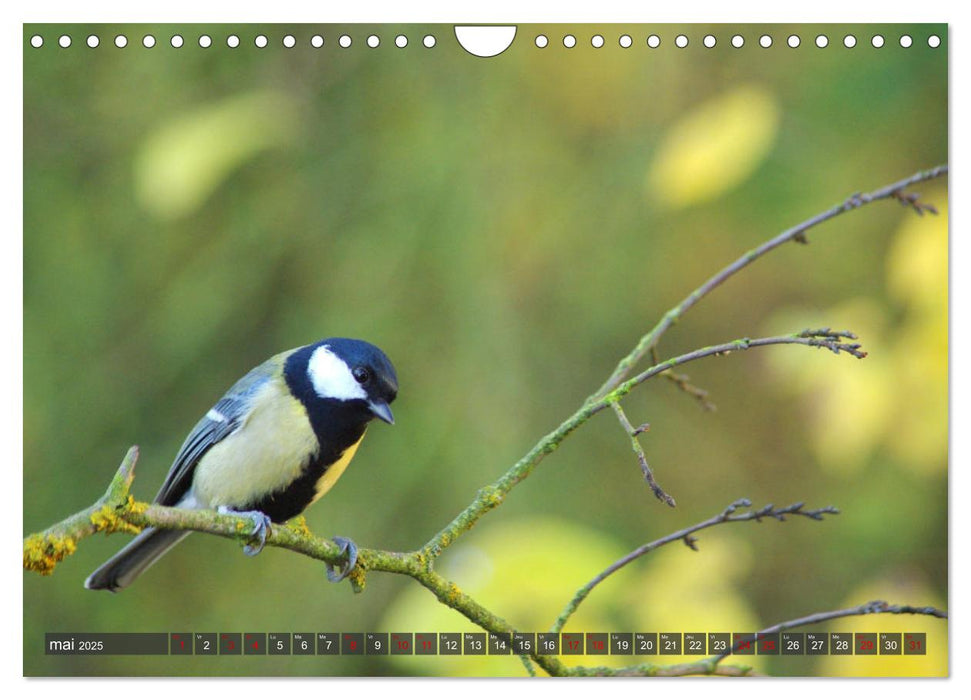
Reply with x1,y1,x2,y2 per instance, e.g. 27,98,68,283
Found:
563,34,576,48
422,35,436,48
255,35,268,48
283,35,296,48
675,34,688,48
535,35,548,48
227,35,240,48
30,35,43,48
394,35,407,48
367,35,380,48
900,34,913,48
759,34,772,48
871,35,885,48
619,34,632,48
143,35,156,48
58,35,71,48
311,35,324,48
703,35,715,48
339,34,352,47
731,35,744,48
928,35,941,48
114,35,127,48
843,34,856,48
591,35,604,48
199,35,212,48
454,26,515,56
647,35,661,48
815,34,829,48
787,35,800,48
86,35,99,48
171,35,184,48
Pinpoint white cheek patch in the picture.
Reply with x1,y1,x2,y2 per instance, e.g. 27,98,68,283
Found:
307,345,367,401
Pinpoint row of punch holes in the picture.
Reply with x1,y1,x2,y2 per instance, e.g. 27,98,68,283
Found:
29,33,436,49
29,31,942,51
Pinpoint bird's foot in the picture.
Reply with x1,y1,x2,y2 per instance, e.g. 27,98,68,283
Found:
325,536,358,583
218,506,272,556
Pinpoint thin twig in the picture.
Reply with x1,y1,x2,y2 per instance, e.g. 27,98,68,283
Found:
892,189,939,215
567,599,945,676
551,499,839,633
652,346,717,411
603,329,866,406
710,600,949,664
604,330,858,511
593,165,948,399
611,402,676,506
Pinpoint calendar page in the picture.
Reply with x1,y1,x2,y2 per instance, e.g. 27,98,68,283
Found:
22,21,948,678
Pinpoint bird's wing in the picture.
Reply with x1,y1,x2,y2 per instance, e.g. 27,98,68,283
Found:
152,350,295,507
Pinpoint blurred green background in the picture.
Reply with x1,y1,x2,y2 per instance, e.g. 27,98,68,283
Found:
23,23,947,677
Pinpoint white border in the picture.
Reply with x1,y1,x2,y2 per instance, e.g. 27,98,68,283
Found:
6,2,963,699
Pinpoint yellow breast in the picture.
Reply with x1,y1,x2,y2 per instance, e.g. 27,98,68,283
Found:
310,430,365,505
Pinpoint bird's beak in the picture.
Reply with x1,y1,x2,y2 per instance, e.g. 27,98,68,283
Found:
369,400,395,425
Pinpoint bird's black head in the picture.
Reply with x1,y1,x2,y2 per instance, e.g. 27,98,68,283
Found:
285,338,398,426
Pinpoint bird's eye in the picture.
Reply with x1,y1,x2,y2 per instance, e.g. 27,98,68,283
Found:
352,366,370,384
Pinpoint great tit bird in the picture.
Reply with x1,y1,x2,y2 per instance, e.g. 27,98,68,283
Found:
85,337,397,592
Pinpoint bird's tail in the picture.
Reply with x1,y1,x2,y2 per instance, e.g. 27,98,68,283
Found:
84,528,191,592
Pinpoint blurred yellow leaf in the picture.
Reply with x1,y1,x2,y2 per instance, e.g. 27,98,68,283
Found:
887,319,948,473
885,188,949,473
886,187,948,314
646,85,779,207
134,91,299,219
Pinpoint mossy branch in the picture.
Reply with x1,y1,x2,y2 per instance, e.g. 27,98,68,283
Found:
24,166,948,677
24,446,572,675
23,446,142,575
